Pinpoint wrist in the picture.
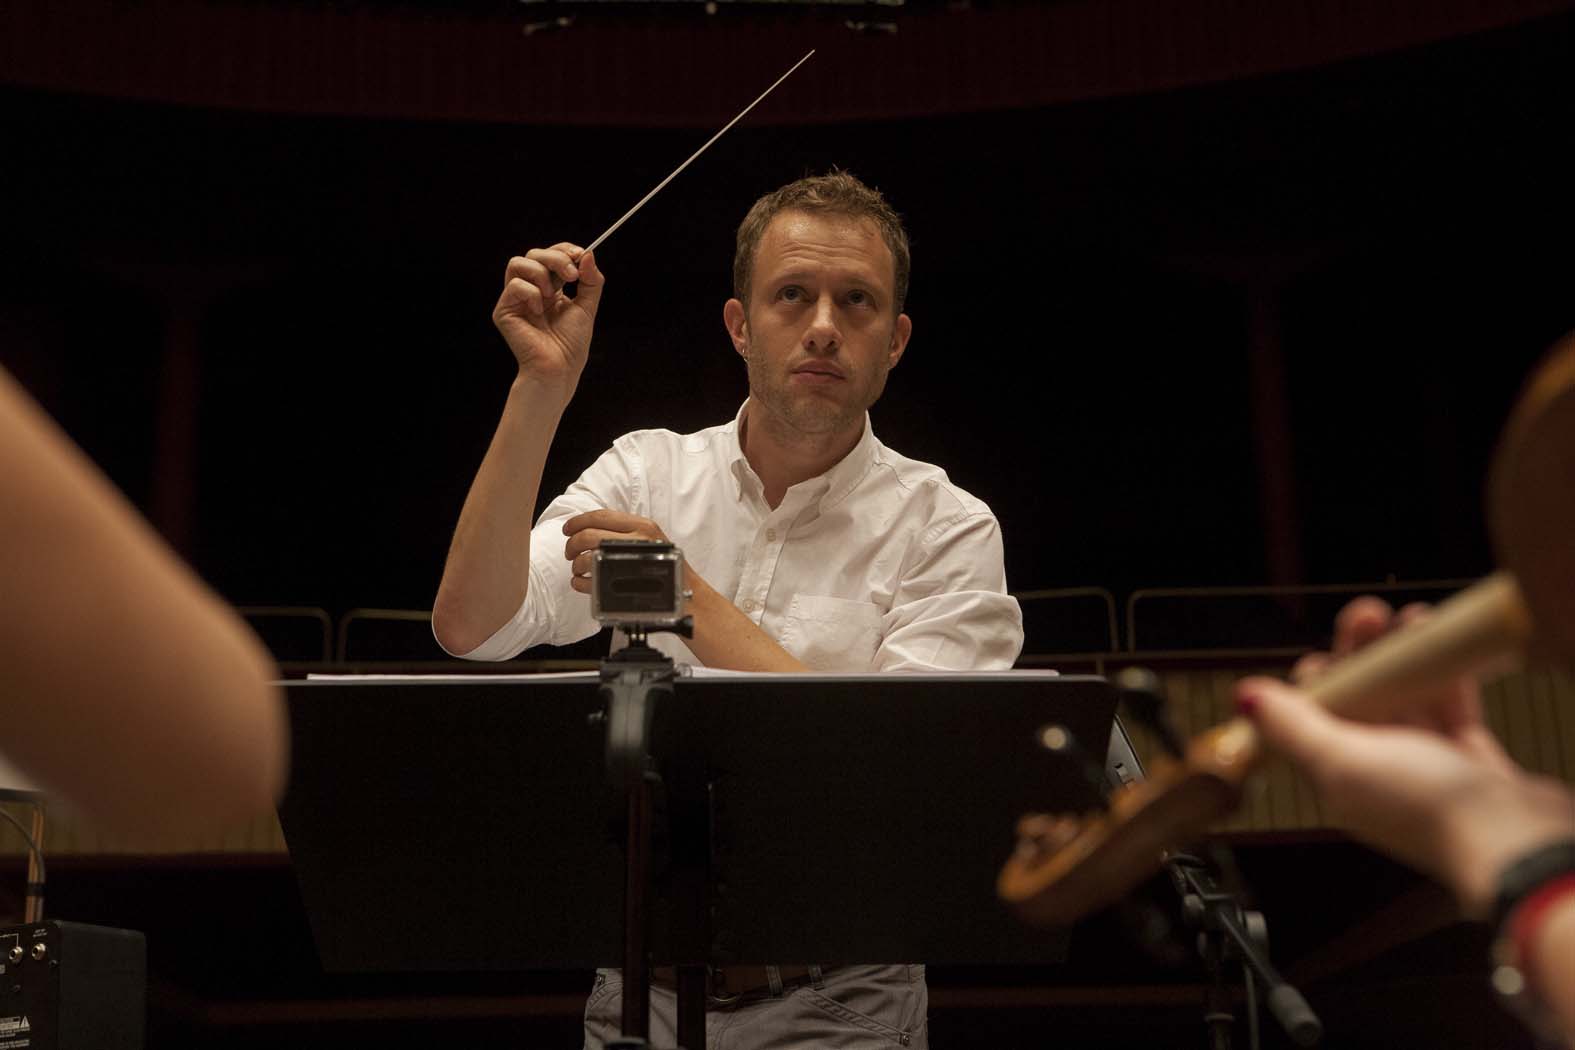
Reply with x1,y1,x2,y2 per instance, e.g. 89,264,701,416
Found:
1440,780,1575,917
1488,840,1575,932
510,370,576,411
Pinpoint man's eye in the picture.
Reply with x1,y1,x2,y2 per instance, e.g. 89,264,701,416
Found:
779,286,803,302
847,290,869,306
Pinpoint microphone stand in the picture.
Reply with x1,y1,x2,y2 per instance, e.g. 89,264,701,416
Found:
1166,849,1320,1049
1040,669,1323,1050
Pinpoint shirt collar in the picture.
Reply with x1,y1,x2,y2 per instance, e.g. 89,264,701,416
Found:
726,399,879,512
818,412,879,512
726,400,757,502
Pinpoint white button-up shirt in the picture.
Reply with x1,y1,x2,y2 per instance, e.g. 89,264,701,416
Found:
456,402,1023,671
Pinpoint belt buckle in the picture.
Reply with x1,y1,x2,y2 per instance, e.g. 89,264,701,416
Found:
706,965,741,1005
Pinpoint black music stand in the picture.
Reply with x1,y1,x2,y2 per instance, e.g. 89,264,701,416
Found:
278,672,1117,1047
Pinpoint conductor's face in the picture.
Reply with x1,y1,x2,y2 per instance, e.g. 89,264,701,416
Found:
725,210,912,442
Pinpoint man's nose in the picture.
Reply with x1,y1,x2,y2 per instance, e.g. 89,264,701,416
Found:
804,295,841,352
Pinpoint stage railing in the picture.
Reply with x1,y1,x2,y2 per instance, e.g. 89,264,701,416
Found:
238,605,333,664
1123,578,1477,652
1015,587,1120,655
334,607,443,663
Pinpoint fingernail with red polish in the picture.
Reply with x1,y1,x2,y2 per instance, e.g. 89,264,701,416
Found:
1235,691,1260,717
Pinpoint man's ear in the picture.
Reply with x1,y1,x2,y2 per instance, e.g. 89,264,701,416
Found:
723,299,749,358
887,311,913,370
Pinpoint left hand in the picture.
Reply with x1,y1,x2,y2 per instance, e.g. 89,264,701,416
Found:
1239,596,1573,915
562,509,674,594
1290,596,1483,734
1240,675,1574,916
559,508,802,671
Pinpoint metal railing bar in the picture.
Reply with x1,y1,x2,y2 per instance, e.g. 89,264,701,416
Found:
1124,578,1478,652
237,605,333,663
334,608,434,663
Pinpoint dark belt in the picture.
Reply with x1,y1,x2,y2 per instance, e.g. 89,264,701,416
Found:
652,964,826,1002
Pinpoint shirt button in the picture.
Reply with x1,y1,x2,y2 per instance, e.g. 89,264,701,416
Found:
765,528,778,542
742,598,758,612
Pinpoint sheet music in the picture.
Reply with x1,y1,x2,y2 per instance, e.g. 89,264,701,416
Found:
303,668,1061,683
303,671,600,682
679,666,1060,679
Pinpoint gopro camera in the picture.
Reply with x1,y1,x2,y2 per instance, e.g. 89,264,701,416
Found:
591,539,689,629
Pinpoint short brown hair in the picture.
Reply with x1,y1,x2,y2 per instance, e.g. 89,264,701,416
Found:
733,170,911,313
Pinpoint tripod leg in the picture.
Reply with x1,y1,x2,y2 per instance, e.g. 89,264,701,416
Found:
622,778,652,1040
1203,933,1234,1050
676,965,707,1050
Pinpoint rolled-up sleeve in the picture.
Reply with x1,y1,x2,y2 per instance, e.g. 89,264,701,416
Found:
875,512,1024,672
447,437,646,661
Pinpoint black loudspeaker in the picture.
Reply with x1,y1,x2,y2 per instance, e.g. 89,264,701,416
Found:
0,921,145,1050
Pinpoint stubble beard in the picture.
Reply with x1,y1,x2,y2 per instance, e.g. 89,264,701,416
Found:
744,340,880,440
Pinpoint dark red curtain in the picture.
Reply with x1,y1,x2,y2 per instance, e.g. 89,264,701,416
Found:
4,0,1574,125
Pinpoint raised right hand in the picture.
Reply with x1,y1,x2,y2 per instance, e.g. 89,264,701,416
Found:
492,243,605,389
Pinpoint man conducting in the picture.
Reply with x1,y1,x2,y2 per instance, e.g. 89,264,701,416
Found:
433,171,1024,1048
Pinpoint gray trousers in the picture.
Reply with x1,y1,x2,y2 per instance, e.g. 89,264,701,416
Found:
582,965,928,1050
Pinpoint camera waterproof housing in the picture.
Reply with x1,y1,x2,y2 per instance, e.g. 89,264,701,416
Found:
591,539,689,630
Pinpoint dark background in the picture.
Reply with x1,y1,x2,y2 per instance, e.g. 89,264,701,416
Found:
6,4,1575,1045
7,1,1575,630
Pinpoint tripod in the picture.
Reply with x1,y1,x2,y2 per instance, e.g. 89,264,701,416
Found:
600,621,704,1050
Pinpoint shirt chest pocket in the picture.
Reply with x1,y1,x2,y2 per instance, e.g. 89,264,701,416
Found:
780,594,885,671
